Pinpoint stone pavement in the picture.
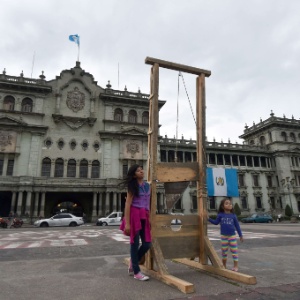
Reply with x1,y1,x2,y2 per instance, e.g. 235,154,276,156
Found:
172,283,300,300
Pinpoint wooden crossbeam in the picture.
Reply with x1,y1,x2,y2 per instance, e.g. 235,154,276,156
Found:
145,57,211,77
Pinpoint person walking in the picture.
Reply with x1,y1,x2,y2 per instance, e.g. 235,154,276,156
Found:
120,164,151,281
208,198,243,272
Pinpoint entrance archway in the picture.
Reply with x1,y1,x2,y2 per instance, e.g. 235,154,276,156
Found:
44,192,93,220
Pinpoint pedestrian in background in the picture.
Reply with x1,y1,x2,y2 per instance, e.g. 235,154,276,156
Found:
208,198,244,272
120,164,151,281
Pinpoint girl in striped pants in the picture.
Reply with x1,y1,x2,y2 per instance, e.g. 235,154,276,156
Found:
208,198,244,272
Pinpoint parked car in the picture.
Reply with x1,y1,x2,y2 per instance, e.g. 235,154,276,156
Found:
96,212,123,226
34,213,84,227
241,213,273,223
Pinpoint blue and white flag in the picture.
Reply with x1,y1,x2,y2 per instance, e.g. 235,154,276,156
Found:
206,167,239,197
69,34,80,45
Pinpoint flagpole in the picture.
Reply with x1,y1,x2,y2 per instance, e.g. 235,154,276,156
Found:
77,44,80,62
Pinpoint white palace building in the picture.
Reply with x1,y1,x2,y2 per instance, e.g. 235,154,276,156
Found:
0,62,299,221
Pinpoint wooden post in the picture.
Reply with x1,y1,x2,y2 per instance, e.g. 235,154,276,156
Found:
196,74,207,265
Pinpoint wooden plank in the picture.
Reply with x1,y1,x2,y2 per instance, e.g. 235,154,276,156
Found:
145,57,211,77
124,257,194,293
156,162,199,182
174,258,257,285
204,236,223,268
157,236,199,259
141,268,195,294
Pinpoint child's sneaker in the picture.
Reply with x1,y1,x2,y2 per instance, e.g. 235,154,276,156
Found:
128,259,133,276
134,272,149,281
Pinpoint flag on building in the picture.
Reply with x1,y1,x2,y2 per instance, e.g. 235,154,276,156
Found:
69,34,80,45
206,167,239,197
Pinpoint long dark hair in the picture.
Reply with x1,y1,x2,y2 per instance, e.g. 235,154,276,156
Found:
218,198,234,213
121,164,141,197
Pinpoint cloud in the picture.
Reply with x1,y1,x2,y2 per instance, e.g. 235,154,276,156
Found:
1,0,300,143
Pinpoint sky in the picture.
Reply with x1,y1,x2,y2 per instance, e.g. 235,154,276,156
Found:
1,0,300,143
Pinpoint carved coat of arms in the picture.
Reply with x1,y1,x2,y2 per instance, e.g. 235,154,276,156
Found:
66,87,85,112
126,141,140,157
0,131,13,151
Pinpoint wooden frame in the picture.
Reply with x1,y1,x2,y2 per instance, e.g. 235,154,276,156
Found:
124,57,256,293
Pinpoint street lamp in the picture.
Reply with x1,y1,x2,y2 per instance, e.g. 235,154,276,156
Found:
281,177,295,215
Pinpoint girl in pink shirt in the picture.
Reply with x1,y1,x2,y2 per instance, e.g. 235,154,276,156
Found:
120,164,151,281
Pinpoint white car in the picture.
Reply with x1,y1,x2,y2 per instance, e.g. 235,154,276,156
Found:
96,212,123,226
34,213,84,227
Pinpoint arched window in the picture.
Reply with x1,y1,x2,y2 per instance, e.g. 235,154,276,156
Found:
67,159,76,177
79,159,88,178
21,97,33,112
3,95,15,111
54,158,64,177
290,132,296,142
91,160,100,178
281,132,287,142
259,136,266,146
142,111,149,124
41,158,51,177
128,110,137,124
114,108,123,122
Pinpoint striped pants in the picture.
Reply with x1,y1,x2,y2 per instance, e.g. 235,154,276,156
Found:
221,235,238,261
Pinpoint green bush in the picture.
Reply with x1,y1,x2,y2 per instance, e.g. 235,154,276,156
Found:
234,203,241,216
285,204,293,217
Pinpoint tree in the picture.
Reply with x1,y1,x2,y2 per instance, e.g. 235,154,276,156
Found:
234,203,241,216
285,204,293,218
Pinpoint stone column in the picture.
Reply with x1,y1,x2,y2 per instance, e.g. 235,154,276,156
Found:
76,160,80,178
16,191,23,216
40,192,46,218
118,193,121,212
50,159,55,177
11,192,17,213
63,159,68,177
25,191,32,216
33,192,40,216
98,193,103,216
3,153,8,175
88,161,92,178
92,192,98,218
166,150,169,162
113,192,117,211
183,151,185,163
105,192,110,215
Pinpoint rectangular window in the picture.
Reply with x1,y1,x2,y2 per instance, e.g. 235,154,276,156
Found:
241,196,248,209
122,164,128,178
246,156,253,167
270,197,275,209
224,155,231,165
232,155,239,166
238,174,245,187
261,157,267,168
209,153,216,165
256,197,262,209
253,156,259,167
91,166,100,178
0,157,4,176
209,197,216,210
6,160,14,176
267,176,273,187
239,156,246,166
217,154,223,165
253,175,259,187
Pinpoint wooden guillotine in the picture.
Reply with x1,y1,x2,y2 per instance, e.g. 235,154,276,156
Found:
125,57,256,294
